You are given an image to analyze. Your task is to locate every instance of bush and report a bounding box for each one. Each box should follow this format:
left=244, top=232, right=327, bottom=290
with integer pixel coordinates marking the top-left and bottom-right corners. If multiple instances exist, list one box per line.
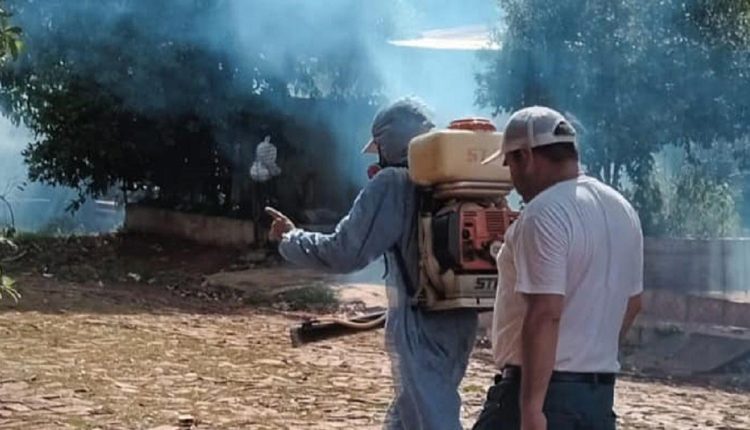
left=0, top=235, right=20, bottom=301
left=627, top=154, right=741, bottom=238
left=0, top=262, right=19, bottom=302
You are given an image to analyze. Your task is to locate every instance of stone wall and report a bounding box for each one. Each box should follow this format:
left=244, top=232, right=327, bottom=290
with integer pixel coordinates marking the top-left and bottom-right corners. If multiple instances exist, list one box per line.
left=641, top=289, right=750, bottom=329
left=124, top=205, right=255, bottom=247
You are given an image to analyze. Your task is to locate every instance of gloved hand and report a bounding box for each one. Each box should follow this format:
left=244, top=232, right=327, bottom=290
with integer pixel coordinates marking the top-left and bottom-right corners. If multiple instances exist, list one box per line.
left=265, top=207, right=295, bottom=241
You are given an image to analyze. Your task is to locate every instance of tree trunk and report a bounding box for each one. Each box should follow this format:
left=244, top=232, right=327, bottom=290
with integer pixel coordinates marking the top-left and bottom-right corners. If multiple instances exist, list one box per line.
left=121, top=184, right=128, bottom=206
left=612, top=162, right=622, bottom=189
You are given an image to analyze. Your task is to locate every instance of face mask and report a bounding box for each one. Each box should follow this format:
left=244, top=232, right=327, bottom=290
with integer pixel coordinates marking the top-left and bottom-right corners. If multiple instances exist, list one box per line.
left=367, top=163, right=382, bottom=179
left=366, top=143, right=386, bottom=180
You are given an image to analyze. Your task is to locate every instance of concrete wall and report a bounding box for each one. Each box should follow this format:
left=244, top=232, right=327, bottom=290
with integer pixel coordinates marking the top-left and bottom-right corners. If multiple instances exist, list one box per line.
left=478, top=238, right=750, bottom=333
left=645, top=237, right=750, bottom=295
left=125, top=205, right=255, bottom=247
left=642, top=238, right=750, bottom=328
left=477, top=290, right=750, bottom=335
left=641, top=289, right=750, bottom=329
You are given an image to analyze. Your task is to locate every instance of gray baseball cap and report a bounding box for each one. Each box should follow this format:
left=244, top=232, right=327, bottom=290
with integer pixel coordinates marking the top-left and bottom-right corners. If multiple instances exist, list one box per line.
left=482, top=106, right=577, bottom=165
left=362, top=98, right=435, bottom=165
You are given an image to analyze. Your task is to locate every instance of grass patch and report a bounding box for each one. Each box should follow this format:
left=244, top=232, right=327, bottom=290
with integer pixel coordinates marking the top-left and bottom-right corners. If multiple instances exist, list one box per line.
left=240, top=282, right=339, bottom=312
left=276, top=284, right=338, bottom=311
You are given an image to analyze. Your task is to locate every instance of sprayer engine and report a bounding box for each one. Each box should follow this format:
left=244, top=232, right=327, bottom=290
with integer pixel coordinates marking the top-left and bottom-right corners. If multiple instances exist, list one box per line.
left=415, top=182, right=517, bottom=310
left=432, top=201, right=513, bottom=273
left=408, top=118, right=518, bottom=311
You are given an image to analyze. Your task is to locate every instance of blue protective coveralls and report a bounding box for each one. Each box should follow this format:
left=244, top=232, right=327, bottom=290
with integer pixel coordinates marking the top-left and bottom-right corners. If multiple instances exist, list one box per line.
left=279, top=167, right=478, bottom=429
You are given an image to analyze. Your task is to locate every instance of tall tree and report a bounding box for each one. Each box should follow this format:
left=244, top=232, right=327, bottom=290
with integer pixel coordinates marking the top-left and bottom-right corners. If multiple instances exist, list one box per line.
left=478, top=0, right=750, bottom=235
left=0, top=0, right=395, bottom=212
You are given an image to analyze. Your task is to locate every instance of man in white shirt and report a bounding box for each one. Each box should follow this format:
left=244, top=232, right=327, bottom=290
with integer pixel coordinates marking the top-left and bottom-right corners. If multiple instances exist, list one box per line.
left=472, top=106, right=643, bottom=430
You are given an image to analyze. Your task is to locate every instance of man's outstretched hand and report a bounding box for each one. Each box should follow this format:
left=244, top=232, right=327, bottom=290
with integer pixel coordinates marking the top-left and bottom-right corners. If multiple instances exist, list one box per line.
left=265, top=206, right=295, bottom=242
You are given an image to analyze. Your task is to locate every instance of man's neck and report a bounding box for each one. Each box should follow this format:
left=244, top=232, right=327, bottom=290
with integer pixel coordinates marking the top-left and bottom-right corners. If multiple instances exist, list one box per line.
left=526, top=162, right=581, bottom=201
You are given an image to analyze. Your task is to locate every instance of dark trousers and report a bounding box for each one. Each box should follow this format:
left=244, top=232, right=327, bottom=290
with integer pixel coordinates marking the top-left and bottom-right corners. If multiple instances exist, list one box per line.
left=472, top=372, right=617, bottom=430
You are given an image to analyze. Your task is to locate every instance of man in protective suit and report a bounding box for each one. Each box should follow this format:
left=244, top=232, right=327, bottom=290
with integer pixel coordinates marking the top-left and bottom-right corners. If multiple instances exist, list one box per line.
left=266, top=98, right=478, bottom=429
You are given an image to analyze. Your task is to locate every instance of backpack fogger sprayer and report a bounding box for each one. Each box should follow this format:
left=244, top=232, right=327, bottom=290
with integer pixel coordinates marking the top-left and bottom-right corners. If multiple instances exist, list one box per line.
left=408, top=118, right=518, bottom=311
left=289, top=118, right=518, bottom=346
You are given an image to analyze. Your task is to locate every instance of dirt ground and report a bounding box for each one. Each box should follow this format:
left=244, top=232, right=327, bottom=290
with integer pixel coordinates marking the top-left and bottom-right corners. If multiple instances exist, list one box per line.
left=1, top=235, right=749, bottom=429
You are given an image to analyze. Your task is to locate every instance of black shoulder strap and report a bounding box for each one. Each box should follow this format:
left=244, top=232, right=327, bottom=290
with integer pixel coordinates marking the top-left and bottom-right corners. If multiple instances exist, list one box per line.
left=379, top=172, right=422, bottom=298
left=391, top=244, right=417, bottom=297
left=390, top=186, right=423, bottom=298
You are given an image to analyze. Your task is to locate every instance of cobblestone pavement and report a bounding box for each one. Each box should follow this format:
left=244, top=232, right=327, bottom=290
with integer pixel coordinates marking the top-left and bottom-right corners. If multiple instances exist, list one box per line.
left=1, top=277, right=748, bottom=429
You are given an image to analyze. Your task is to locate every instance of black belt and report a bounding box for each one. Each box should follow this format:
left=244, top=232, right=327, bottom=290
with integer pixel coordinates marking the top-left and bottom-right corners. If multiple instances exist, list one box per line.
left=498, top=365, right=615, bottom=385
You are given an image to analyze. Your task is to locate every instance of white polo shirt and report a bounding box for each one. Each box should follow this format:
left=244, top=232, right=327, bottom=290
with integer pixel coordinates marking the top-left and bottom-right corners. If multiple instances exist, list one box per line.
left=492, top=175, right=643, bottom=373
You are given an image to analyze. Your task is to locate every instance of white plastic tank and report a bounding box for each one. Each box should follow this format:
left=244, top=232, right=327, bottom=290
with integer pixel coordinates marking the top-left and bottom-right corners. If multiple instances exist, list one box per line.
left=408, top=118, right=512, bottom=186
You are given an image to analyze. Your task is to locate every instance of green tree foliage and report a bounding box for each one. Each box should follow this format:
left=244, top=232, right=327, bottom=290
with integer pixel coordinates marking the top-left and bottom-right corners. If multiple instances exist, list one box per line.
left=0, top=262, right=19, bottom=302
left=665, top=169, right=740, bottom=238
left=478, top=0, right=750, bottom=236
left=0, top=0, right=21, bottom=301
left=0, top=0, right=395, bottom=212
left=0, top=276, right=18, bottom=302
left=628, top=153, right=741, bottom=238
left=0, top=0, right=22, bottom=62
